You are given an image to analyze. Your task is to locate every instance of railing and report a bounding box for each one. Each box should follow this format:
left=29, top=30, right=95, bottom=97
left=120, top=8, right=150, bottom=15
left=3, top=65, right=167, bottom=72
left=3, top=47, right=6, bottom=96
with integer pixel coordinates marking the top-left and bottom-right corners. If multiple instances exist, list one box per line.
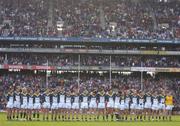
left=0, top=48, right=180, bottom=55
left=0, top=36, right=180, bottom=44
left=0, top=64, right=180, bottom=72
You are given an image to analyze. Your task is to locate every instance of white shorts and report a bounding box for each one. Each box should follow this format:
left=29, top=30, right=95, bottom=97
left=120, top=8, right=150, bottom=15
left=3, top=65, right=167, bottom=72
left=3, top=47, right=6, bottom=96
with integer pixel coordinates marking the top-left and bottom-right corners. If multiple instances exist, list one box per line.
left=13, top=101, right=21, bottom=108
left=33, top=103, right=41, bottom=109
left=114, top=103, right=120, bottom=109
left=65, top=103, right=72, bottom=109
left=137, top=104, right=144, bottom=110
left=81, top=102, right=88, bottom=109
left=58, top=103, right=65, bottom=108
left=144, top=102, right=152, bottom=109
left=130, top=103, right=137, bottom=109
left=159, top=103, right=165, bottom=110
left=120, top=104, right=125, bottom=110
left=89, top=101, right=97, bottom=108
left=21, top=103, right=28, bottom=109
left=6, top=102, right=14, bottom=109
left=42, top=102, right=51, bottom=109
left=124, top=103, right=129, bottom=109
left=51, top=103, right=58, bottom=109
left=72, top=103, right=79, bottom=109
left=27, top=103, right=34, bottom=109
left=152, top=104, right=159, bottom=110
left=165, top=105, right=174, bottom=110
left=107, top=102, right=114, bottom=108
left=98, top=103, right=105, bottom=109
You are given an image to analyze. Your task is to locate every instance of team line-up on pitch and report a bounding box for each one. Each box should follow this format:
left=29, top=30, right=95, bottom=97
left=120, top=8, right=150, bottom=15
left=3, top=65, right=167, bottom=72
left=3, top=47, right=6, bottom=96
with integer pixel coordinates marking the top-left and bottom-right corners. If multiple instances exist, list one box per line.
left=6, top=86, right=174, bottom=121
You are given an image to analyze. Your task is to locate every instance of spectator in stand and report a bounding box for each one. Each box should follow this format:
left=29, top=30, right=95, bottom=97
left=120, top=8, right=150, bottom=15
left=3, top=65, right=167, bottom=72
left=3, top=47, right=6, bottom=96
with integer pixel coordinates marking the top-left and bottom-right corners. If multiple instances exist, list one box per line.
left=0, top=0, right=179, bottom=39
left=0, top=53, right=179, bottom=67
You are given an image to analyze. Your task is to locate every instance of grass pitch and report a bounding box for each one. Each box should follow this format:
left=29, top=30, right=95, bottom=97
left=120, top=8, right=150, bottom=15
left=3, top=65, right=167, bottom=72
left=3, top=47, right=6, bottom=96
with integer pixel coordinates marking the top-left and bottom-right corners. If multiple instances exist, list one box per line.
left=0, top=112, right=180, bottom=126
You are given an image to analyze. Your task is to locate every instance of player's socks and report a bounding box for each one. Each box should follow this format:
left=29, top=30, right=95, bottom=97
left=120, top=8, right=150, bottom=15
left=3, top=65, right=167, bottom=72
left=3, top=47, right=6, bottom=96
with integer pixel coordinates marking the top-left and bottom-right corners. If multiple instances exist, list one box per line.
left=20, top=112, right=23, bottom=118
left=144, top=116, right=146, bottom=120
left=26, top=115, right=28, bottom=120
left=125, top=116, right=128, bottom=121
left=111, top=115, right=113, bottom=121
left=23, top=112, right=26, bottom=118
left=130, top=117, right=132, bottom=121
left=140, top=115, right=142, bottom=121
left=115, top=113, right=119, bottom=121
left=89, top=114, right=91, bottom=120
left=51, top=114, right=54, bottom=120
left=37, top=113, right=39, bottom=119
left=119, top=116, right=122, bottom=120
left=115, top=114, right=118, bottom=120
left=169, top=116, right=171, bottom=121
left=94, top=114, right=96, bottom=120
left=152, top=116, right=154, bottom=120
left=122, top=116, right=124, bottom=121
left=33, top=113, right=35, bottom=118
left=103, top=115, right=105, bottom=120
left=137, top=116, right=139, bottom=120
left=106, top=115, right=108, bottom=121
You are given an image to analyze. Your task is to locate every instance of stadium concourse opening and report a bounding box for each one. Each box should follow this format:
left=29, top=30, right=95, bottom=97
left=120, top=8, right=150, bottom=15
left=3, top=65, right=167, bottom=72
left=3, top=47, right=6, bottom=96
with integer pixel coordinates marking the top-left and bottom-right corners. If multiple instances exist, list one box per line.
left=0, top=0, right=179, bottom=124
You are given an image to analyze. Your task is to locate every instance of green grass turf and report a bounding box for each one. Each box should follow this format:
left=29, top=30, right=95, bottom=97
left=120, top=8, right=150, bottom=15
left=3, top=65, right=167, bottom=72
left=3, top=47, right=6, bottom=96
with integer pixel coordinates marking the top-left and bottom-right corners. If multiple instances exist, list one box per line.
left=0, top=112, right=180, bottom=126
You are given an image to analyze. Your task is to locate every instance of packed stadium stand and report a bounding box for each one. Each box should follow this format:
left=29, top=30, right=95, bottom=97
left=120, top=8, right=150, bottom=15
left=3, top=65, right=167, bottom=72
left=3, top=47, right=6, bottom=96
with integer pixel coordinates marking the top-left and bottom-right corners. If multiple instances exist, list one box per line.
left=0, top=0, right=179, bottom=115
left=0, top=0, right=179, bottom=38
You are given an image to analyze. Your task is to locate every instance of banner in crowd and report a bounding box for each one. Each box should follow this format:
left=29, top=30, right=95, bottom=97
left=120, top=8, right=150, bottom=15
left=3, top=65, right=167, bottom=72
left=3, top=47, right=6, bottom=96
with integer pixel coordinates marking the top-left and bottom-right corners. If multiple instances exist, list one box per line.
left=31, top=65, right=56, bottom=70
left=0, top=36, right=179, bottom=44
left=131, top=67, right=180, bottom=72
left=131, top=67, right=156, bottom=72
left=1, top=64, right=180, bottom=72
left=3, top=64, right=28, bottom=69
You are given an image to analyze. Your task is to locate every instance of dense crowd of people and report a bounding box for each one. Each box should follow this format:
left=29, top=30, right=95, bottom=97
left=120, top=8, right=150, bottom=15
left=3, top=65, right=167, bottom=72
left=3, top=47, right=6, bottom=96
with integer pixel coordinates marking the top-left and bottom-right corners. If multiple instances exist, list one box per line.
left=0, top=53, right=179, bottom=67
left=0, top=0, right=179, bottom=39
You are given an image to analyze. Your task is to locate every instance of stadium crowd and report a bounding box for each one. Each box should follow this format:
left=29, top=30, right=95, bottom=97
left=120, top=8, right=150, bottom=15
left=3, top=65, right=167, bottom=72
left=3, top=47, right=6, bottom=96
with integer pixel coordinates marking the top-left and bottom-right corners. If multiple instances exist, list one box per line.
left=0, top=0, right=179, bottom=39
left=0, top=53, right=179, bottom=67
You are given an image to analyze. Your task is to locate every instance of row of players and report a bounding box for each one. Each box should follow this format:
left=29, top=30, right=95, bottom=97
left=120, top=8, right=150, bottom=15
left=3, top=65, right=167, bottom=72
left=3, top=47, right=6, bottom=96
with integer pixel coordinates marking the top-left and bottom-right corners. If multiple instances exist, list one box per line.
left=6, top=86, right=174, bottom=121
